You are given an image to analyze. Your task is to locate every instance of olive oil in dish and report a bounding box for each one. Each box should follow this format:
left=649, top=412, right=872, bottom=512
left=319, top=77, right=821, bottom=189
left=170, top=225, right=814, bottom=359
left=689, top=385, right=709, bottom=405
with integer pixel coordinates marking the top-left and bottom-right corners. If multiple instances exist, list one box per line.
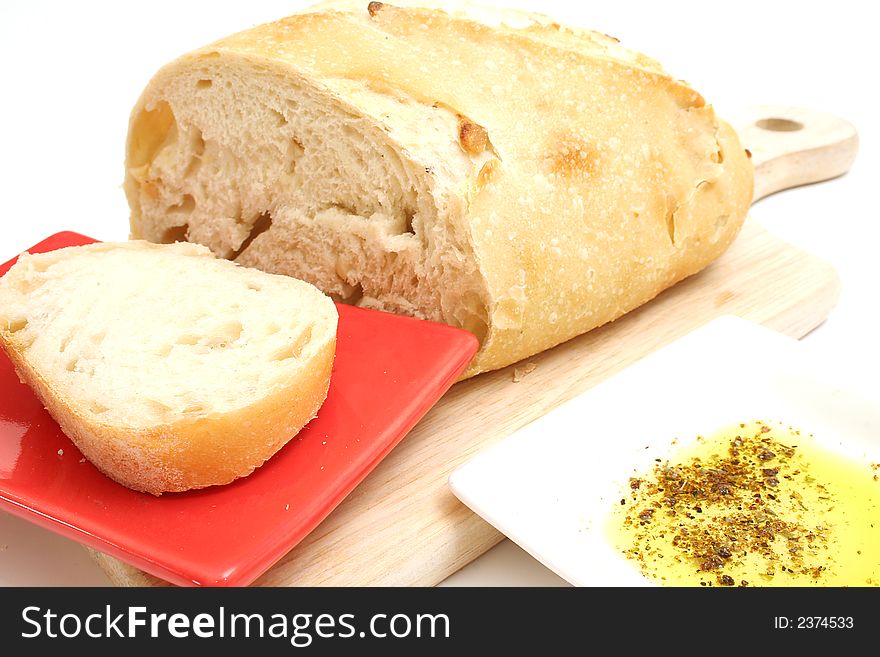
left=608, top=421, right=880, bottom=586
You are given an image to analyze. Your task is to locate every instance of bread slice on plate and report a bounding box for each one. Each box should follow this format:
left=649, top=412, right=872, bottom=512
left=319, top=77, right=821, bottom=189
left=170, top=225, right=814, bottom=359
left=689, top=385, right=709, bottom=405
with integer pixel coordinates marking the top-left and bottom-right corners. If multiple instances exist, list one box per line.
left=0, top=241, right=337, bottom=495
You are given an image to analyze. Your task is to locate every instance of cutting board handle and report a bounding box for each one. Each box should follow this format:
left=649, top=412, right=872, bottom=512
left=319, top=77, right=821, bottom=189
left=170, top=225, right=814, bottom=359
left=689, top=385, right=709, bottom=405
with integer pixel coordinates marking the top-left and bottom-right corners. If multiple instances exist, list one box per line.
left=731, top=105, right=859, bottom=203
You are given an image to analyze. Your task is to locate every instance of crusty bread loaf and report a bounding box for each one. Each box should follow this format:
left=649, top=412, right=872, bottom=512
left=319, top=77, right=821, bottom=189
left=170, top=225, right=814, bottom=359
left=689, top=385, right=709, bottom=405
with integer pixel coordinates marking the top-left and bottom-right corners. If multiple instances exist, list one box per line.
left=0, top=241, right=337, bottom=495
left=124, top=1, right=753, bottom=376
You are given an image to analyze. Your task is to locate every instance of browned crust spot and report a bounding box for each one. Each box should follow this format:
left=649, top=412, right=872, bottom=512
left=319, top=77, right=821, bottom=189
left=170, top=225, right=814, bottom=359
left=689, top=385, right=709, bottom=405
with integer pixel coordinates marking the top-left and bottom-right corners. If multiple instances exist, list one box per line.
left=458, top=119, right=489, bottom=155
left=673, top=84, right=706, bottom=110
left=367, top=1, right=384, bottom=17
left=546, top=133, right=598, bottom=178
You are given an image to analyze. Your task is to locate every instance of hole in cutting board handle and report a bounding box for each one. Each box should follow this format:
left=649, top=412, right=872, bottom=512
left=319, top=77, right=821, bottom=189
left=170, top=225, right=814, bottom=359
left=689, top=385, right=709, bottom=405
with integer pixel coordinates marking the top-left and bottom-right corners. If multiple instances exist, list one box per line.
left=756, top=117, right=804, bottom=132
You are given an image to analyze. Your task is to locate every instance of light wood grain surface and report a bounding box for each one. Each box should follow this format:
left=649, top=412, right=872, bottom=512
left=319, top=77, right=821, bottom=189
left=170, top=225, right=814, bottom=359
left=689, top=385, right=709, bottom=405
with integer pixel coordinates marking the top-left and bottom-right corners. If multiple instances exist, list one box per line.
left=90, top=106, right=850, bottom=586
left=731, top=105, right=858, bottom=202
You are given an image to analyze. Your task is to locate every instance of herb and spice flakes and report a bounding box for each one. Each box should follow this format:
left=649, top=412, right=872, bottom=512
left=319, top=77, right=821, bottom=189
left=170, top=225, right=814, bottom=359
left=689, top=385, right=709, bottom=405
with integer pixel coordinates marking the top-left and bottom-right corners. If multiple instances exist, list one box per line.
left=607, top=421, right=880, bottom=587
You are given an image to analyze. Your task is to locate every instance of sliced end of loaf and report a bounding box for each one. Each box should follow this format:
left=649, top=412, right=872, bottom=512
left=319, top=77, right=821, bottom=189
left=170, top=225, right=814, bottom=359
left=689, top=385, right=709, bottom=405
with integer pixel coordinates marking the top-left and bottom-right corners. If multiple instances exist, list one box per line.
left=124, top=51, right=492, bottom=347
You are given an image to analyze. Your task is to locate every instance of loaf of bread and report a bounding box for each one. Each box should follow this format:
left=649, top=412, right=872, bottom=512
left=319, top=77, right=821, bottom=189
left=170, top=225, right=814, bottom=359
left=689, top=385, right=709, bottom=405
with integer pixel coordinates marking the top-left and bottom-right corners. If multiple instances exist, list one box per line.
left=124, top=1, right=753, bottom=376
left=0, top=241, right=337, bottom=495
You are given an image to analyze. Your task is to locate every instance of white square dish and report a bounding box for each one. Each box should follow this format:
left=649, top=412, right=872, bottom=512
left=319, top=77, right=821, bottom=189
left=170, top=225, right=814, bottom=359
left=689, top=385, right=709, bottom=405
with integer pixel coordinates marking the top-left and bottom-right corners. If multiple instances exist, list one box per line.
left=448, top=316, right=880, bottom=586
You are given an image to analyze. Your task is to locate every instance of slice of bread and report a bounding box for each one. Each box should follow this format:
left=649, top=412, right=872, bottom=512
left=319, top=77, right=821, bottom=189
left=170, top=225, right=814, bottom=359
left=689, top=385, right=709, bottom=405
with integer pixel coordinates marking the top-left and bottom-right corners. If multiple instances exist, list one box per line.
left=0, top=241, right=337, bottom=495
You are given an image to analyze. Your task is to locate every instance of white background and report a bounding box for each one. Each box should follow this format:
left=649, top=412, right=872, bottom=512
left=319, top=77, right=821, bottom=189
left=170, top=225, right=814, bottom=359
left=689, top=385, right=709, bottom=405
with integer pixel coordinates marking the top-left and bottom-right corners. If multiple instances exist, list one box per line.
left=0, top=0, right=877, bottom=586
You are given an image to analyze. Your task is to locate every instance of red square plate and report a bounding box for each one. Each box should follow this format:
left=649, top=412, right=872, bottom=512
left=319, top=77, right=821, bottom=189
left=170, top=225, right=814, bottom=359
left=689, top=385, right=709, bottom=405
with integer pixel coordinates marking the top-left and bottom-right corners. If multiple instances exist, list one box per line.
left=0, top=232, right=478, bottom=586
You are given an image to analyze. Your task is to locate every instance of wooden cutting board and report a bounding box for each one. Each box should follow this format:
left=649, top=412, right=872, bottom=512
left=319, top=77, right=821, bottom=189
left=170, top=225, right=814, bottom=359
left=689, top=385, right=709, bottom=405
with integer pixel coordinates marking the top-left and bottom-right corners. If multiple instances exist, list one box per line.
left=91, top=105, right=857, bottom=586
